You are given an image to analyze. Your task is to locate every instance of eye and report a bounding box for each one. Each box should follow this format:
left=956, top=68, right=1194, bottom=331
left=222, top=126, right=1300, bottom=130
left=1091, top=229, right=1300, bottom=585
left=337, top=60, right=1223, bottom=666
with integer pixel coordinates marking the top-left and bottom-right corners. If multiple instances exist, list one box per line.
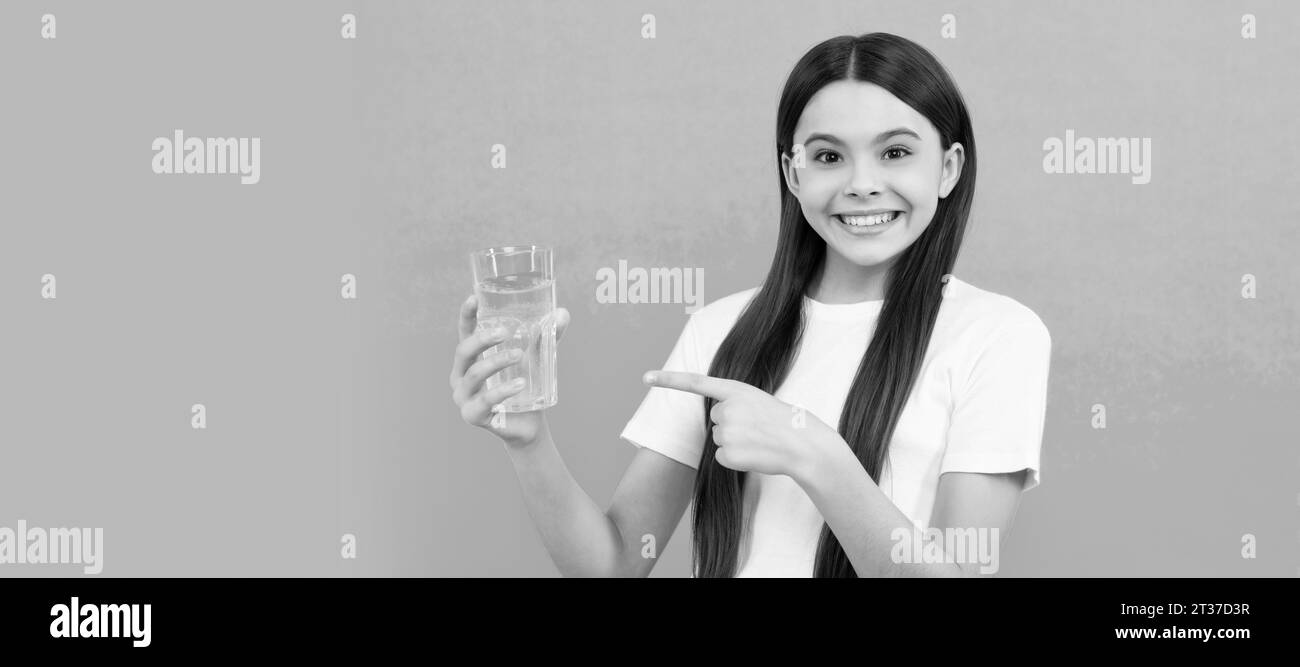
left=884, top=146, right=912, bottom=160
left=813, top=150, right=840, bottom=164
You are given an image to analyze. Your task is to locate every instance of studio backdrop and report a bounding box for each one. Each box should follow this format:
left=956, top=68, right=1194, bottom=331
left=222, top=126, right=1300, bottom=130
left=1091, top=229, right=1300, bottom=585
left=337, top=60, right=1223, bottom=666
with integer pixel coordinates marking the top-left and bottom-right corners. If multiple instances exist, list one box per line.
left=1, top=0, right=1296, bottom=577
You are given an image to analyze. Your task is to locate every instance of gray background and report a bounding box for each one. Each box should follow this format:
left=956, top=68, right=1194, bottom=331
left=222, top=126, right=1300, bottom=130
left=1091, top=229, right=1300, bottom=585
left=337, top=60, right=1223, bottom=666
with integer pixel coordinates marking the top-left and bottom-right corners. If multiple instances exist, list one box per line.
left=1, top=0, right=1296, bottom=577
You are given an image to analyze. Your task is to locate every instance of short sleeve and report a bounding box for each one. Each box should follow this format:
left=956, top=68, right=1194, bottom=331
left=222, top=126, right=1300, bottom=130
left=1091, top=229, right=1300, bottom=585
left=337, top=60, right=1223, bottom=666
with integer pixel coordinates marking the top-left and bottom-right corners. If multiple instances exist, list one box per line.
left=940, top=318, right=1052, bottom=492
left=619, top=314, right=708, bottom=469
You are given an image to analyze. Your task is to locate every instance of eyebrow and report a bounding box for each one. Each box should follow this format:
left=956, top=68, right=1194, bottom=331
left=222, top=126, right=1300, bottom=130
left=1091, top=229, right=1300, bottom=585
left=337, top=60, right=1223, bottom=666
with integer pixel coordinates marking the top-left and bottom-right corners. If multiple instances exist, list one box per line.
left=802, top=127, right=922, bottom=146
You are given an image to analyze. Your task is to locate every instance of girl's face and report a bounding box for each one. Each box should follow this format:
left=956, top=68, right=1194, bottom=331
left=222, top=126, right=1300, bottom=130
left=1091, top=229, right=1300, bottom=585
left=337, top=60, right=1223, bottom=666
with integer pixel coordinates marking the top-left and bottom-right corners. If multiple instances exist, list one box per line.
left=781, top=80, right=965, bottom=273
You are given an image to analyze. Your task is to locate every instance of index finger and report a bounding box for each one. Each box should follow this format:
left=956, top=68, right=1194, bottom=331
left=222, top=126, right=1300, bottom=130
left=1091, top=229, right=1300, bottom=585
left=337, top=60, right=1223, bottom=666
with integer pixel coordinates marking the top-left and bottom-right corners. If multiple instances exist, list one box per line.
left=458, top=294, right=478, bottom=341
left=643, top=371, right=748, bottom=401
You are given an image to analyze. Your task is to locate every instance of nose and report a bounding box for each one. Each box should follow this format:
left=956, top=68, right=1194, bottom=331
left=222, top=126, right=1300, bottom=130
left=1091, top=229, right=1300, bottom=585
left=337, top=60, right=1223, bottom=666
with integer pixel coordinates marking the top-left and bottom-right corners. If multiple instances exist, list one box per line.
left=843, top=158, right=884, bottom=198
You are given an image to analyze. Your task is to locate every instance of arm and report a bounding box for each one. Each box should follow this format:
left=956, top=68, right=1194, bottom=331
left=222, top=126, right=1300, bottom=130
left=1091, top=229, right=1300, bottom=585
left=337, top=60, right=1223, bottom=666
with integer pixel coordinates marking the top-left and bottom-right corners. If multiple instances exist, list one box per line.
left=503, top=419, right=696, bottom=578
left=794, top=431, right=1025, bottom=577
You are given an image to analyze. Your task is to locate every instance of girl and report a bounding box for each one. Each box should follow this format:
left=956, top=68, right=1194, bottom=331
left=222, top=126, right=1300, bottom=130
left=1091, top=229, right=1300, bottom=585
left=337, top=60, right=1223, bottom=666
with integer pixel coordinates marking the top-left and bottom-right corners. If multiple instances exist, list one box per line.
left=450, top=32, right=1051, bottom=577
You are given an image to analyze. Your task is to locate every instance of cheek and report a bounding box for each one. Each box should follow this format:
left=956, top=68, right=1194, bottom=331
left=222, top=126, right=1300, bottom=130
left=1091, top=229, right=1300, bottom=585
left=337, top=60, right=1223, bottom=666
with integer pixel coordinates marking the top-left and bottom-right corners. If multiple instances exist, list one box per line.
left=796, top=171, right=839, bottom=201
left=896, top=169, right=937, bottom=199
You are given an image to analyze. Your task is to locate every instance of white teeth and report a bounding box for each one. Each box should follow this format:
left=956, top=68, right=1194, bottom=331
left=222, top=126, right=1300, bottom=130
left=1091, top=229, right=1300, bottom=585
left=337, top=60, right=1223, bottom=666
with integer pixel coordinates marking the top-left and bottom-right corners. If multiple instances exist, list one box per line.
left=838, top=212, right=898, bottom=226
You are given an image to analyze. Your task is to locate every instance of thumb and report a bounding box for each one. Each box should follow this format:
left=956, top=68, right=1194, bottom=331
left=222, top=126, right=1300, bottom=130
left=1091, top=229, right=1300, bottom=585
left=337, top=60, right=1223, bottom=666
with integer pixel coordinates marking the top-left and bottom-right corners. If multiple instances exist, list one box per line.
left=554, top=307, right=571, bottom=342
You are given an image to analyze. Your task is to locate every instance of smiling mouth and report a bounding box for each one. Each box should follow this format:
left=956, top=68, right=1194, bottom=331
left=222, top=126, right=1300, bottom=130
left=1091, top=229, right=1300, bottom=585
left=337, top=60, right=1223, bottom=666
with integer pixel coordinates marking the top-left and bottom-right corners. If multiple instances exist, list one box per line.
left=834, top=211, right=902, bottom=227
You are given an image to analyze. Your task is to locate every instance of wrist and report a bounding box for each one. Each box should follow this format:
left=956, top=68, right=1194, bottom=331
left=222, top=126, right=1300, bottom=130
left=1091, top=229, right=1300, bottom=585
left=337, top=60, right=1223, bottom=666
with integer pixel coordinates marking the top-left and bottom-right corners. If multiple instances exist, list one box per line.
left=501, top=418, right=550, bottom=452
left=792, top=427, right=848, bottom=490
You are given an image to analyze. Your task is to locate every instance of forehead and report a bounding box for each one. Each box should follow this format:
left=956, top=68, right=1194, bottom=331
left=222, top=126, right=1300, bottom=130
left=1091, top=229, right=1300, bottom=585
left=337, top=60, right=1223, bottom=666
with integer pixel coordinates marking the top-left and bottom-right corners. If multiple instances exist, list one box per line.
left=794, top=80, right=934, bottom=143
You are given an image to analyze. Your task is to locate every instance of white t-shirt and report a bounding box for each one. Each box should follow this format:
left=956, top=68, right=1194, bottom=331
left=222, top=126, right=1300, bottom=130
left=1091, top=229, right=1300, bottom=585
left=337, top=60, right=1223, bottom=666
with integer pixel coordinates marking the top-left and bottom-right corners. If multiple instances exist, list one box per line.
left=619, top=275, right=1051, bottom=577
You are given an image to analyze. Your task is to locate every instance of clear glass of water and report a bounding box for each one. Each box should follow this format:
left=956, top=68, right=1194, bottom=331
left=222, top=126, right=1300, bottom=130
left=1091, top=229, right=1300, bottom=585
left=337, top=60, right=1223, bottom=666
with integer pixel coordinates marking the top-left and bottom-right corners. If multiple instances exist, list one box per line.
left=469, top=245, right=557, bottom=412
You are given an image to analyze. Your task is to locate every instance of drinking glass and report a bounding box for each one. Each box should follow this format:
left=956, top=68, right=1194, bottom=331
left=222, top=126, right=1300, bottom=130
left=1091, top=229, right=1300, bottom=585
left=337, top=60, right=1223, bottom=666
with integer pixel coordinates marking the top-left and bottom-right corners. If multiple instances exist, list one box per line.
left=468, top=245, right=557, bottom=412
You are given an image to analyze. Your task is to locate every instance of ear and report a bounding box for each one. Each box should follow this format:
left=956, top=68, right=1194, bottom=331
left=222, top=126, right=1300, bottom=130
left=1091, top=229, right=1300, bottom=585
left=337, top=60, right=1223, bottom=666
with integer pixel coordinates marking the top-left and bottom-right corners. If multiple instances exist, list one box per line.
left=938, top=142, right=965, bottom=199
left=781, top=150, right=800, bottom=197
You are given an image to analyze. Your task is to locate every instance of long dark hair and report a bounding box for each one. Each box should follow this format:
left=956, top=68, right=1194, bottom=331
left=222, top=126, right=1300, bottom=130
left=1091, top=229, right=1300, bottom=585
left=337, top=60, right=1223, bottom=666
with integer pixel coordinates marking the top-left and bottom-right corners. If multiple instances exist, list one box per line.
left=691, top=33, right=977, bottom=577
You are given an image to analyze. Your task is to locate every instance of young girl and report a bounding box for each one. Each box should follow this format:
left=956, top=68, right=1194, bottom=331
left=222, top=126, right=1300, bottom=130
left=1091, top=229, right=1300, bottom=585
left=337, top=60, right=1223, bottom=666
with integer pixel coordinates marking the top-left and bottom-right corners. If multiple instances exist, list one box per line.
left=450, top=32, right=1051, bottom=577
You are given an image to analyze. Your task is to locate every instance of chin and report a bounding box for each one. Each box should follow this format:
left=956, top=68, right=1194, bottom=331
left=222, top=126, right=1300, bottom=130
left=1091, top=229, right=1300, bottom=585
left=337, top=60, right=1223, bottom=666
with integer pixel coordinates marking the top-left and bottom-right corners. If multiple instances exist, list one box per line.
left=832, top=245, right=895, bottom=267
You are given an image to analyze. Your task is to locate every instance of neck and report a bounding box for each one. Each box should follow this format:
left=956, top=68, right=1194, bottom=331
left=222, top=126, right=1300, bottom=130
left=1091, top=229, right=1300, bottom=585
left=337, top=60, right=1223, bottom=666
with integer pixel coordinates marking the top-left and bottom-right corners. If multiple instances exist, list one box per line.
left=807, top=251, right=892, bottom=304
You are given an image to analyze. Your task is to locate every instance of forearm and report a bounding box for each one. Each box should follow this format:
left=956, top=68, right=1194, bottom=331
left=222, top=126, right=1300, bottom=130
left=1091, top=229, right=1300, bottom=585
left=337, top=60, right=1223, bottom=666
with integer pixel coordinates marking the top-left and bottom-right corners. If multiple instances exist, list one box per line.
left=501, top=422, right=628, bottom=577
left=794, top=434, right=968, bottom=578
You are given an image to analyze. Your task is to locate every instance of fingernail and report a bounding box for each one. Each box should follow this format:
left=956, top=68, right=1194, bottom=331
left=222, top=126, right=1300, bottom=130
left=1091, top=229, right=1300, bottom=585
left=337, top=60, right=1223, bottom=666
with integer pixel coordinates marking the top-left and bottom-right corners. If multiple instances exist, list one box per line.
left=511, top=378, right=526, bottom=387
left=643, top=372, right=656, bottom=384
